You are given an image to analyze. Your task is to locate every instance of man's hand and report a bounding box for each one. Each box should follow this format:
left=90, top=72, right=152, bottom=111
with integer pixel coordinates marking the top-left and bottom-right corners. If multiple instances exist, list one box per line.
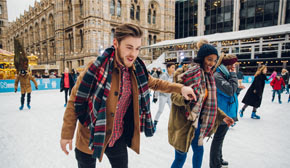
left=14, top=88, right=17, bottom=93
left=223, top=116, right=235, bottom=127
left=181, top=86, right=197, bottom=101
left=60, top=139, right=72, bottom=155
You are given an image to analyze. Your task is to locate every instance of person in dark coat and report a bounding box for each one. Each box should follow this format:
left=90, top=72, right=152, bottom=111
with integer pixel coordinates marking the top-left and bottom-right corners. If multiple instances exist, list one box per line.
left=281, top=68, right=289, bottom=94
left=239, top=65, right=268, bottom=119
left=210, top=54, right=238, bottom=168
left=60, top=67, right=75, bottom=107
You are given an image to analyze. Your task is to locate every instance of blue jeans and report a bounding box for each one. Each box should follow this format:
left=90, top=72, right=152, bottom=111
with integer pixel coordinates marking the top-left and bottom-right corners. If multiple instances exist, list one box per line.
left=272, top=90, right=281, bottom=102
left=171, top=123, right=204, bottom=168
left=286, top=84, right=289, bottom=93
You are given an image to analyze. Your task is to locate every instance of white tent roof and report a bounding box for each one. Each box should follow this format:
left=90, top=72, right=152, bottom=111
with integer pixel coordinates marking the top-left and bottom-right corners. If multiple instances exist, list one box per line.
left=146, top=53, right=166, bottom=71
left=147, top=24, right=290, bottom=48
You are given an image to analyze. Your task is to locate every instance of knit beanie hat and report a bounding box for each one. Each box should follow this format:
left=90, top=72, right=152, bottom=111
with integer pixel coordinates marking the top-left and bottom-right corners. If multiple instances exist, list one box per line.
left=194, top=39, right=218, bottom=64
left=222, top=55, right=238, bottom=66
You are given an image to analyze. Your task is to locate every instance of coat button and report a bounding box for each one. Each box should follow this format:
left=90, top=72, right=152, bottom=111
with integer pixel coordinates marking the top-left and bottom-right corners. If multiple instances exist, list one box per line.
left=111, top=113, right=114, bottom=117
left=114, top=91, right=118, bottom=96
left=106, top=129, right=112, bottom=135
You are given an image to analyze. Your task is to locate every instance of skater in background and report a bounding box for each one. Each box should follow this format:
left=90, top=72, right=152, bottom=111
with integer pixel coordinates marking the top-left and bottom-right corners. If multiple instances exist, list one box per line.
left=270, top=74, right=285, bottom=104
left=60, top=68, right=75, bottom=107
left=150, top=67, right=157, bottom=75
left=239, top=65, right=268, bottom=119
left=168, top=39, right=234, bottom=168
left=152, top=67, right=163, bottom=103
left=71, top=69, right=78, bottom=84
left=42, top=70, right=50, bottom=78
left=153, top=63, right=176, bottom=132
left=281, top=69, right=289, bottom=94
left=210, top=54, right=238, bottom=168
left=14, top=70, right=38, bottom=110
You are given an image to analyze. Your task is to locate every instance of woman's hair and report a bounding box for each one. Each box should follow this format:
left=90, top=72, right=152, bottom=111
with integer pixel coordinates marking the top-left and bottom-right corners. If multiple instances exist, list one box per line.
left=197, top=38, right=209, bottom=50
left=115, top=23, right=143, bottom=43
left=282, top=68, right=288, bottom=73
left=254, top=65, right=267, bottom=77
left=166, top=62, right=175, bottom=69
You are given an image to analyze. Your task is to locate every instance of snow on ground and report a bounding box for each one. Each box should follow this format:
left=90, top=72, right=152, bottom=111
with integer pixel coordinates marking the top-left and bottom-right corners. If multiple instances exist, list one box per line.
left=0, top=84, right=290, bottom=168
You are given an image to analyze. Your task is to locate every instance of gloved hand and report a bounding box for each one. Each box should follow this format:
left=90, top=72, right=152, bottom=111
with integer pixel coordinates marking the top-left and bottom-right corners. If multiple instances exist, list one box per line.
left=35, top=86, right=38, bottom=90
left=153, top=98, right=158, bottom=103
left=15, top=88, right=17, bottom=93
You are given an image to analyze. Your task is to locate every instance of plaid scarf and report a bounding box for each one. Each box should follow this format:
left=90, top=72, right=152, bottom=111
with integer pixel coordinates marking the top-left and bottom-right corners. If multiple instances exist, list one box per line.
left=74, top=46, right=153, bottom=159
left=181, top=65, right=217, bottom=145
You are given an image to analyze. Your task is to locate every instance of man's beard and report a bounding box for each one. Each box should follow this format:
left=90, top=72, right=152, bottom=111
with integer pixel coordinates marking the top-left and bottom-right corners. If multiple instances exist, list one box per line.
left=116, top=47, right=125, bottom=66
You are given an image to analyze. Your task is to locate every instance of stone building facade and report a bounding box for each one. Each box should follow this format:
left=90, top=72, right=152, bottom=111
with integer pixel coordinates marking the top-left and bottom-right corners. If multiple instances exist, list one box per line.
left=0, top=0, right=8, bottom=49
left=4, top=0, right=176, bottom=72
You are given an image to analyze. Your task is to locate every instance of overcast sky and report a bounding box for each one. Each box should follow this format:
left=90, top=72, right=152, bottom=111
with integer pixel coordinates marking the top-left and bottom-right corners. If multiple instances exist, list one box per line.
left=7, top=0, right=40, bottom=22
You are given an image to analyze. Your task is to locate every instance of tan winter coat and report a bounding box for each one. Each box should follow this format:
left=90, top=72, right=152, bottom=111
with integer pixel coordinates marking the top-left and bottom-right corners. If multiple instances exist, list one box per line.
left=14, top=74, right=38, bottom=94
left=61, top=58, right=183, bottom=161
left=168, top=68, right=227, bottom=153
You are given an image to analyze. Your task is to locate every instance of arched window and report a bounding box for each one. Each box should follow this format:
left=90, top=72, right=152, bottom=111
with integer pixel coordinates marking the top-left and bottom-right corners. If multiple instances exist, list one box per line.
left=153, top=35, right=157, bottom=44
left=0, top=28, right=2, bottom=35
left=79, top=0, right=83, bottom=16
left=68, top=33, right=73, bottom=52
left=130, top=5, right=134, bottom=19
left=67, top=0, right=73, bottom=24
left=35, top=23, right=40, bottom=42
left=110, top=28, right=115, bottom=44
left=80, top=30, right=84, bottom=50
left=148, top=35, right=152, bottom=45
left=110, top=0, right=115, bottom=15
left=148, top=3, right=157, bottom=25
left=117, top=0, right=121, bottom=17
left=153, top=10, right=156, bottom=24
left=131, top=0, right=141, bottom=21
left=41, top=18, right=47, bottom=41
left=48, top=14, right=54, bottom=37
left=0, top=5, right=2, bottom=15
left=148, top=9, right=151, bottom=24
left=136, top=6, right=140, bottom=20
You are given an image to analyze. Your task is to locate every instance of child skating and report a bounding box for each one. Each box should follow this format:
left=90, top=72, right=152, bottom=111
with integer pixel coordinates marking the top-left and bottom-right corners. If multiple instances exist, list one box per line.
left=270, top=74, right=285, bottom=104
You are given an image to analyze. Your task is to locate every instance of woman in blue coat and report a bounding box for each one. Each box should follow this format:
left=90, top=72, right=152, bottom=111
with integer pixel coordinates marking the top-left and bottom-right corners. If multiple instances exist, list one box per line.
left=210, top=54, right=238, bottom=168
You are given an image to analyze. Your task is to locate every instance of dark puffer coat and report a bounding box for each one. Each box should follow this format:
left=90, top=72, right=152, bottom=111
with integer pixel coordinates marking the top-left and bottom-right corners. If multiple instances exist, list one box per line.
left=242, top=74, right=268, bottom=108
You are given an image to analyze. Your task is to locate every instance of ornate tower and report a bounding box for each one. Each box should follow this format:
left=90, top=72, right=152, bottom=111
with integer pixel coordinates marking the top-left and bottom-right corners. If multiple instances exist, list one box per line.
left=0, top=0, right=8, bottom=49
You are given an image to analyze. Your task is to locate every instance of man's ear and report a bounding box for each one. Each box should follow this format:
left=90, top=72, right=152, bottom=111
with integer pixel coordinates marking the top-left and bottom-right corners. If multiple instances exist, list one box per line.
left=113, top=39, right=118, bottom=48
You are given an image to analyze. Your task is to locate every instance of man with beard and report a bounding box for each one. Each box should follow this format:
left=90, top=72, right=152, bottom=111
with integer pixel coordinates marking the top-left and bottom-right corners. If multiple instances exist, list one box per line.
left=60, top=23, right=196, bottom=168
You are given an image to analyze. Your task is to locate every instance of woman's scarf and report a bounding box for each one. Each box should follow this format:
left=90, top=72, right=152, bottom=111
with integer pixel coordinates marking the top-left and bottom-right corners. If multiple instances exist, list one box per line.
left=180, top=65, right=217, bottom=145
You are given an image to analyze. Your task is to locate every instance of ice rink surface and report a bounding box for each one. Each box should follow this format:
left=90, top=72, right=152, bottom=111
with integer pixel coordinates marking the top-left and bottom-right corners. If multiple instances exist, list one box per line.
left=0, top=84, right=290, bottom=168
